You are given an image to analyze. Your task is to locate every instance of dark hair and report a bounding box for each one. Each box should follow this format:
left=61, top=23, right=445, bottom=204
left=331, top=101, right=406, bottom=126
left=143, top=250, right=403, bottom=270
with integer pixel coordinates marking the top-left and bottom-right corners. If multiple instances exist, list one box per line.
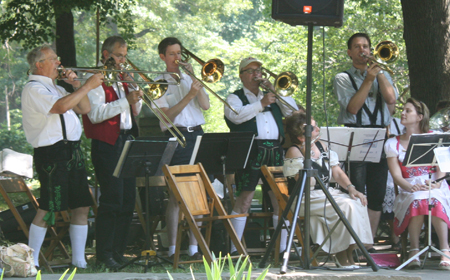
left=406, top=97, right=430, bottom=133
left=101, top=36, right=126, bottom=58
left=347, top=33, right=371, bottom=50
left=436, top=100, right=450, bottom=112
left=286, top=111, right=309, bottom=145
left=158, top=37, right=182, bottom=55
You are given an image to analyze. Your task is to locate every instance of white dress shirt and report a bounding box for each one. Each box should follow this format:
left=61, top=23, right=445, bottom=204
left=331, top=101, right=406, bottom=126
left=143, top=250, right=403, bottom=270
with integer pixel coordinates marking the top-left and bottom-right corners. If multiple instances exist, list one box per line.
left=84, top=72, right=142, bottom=129
left=224, top=87, right=297, bottom=140
left=22, top=75, right=82, bottom=148
left=152, top=72, right=208, bottom=131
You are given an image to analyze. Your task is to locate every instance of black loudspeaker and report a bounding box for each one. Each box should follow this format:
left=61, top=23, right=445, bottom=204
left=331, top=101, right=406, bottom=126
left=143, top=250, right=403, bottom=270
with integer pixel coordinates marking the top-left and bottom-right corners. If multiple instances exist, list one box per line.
left=272, top=0, right=344, bottom=27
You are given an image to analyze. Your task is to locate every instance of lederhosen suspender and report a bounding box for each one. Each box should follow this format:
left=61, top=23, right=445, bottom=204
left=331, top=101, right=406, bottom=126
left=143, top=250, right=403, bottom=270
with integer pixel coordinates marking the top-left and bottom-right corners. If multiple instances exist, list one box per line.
left=343, top=71, right=384, bottom=127
left=29, top=80, right=68, bottom=141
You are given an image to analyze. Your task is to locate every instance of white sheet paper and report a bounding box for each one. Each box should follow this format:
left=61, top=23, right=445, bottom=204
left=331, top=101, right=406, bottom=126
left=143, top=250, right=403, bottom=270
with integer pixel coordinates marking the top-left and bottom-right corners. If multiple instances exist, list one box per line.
left=320, top=127, right=386, bottom=162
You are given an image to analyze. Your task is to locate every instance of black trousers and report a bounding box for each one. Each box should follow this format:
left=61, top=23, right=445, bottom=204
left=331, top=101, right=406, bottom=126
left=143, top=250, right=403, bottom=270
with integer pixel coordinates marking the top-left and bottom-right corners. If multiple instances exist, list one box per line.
left=347, top=158, right=388, bottom=211
left=92, top=134, right=136, bottom=259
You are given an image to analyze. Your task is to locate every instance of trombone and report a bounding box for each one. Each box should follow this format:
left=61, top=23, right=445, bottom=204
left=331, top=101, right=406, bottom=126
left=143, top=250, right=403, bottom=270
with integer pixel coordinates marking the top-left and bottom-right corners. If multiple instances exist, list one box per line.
left=57, top=57, right=181, bottom=87
left=360, top=40, right=399, bottom=75
left=177, top=48, right=239, bottom=115
left=120, top=59, right=187, bottom=148
left=256, top=67, right=298, bottom=112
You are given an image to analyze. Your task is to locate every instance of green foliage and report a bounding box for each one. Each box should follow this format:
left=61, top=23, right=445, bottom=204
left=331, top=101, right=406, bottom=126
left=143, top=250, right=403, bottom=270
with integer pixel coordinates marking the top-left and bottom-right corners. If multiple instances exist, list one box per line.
left=166, top=253, right=269, bottom=280
left=0, top=0, right=137, bottom=49
left=0, top=110, right=32, bottom=154
left=35, top=268, right=77, bottom=280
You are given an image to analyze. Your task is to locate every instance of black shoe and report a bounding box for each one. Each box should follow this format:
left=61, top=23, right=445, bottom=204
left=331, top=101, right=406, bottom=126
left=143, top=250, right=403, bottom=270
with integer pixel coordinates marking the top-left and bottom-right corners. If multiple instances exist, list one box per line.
left=96, top=257, right=121, bottom=270
left=190, top=252, right=203, bottom=261
left=367, top=247, right=377, bottom=253
left=113, top=254, right=129, bottom=265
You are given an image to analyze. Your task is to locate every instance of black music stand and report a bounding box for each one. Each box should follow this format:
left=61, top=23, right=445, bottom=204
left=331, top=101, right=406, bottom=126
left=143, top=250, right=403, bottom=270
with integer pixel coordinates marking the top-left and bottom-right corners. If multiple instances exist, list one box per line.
left=189, top=132, right=255, bottom=201
left=259, top=23, right=378, bottom=273
left=113, top=137, right=178, bottom=272
left=396, top=133, right=450, bottom=270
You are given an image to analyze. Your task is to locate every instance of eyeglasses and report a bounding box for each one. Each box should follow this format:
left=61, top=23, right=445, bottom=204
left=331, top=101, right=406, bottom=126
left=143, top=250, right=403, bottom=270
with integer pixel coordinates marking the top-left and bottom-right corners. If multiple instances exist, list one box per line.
left=241, top=68, right=262, bottom=75
left=111, top=53, right=128, bottom=60
left=39, top=56, right=60, bottom=62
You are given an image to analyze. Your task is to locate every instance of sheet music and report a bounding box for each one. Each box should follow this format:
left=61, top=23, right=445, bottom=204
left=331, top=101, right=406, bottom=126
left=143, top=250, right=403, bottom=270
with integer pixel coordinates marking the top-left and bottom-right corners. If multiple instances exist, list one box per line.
left=434, top=147, right=450, bottom=173
left=320, top=127, right=386, bottom=162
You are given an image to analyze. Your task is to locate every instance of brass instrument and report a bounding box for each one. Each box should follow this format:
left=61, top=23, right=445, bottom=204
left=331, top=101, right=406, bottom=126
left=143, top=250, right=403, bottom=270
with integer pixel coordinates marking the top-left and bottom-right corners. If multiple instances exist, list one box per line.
left=360, top=40, right=399, bottom=75
left=181, top=48, right=224, bottom=83
left=120, top=59, right=187, bottom=148
left=176, top=48, right=239, bottom=115
left=57, top=58, right=180, bottom=87
left=256, top=67, right=298, bottom=112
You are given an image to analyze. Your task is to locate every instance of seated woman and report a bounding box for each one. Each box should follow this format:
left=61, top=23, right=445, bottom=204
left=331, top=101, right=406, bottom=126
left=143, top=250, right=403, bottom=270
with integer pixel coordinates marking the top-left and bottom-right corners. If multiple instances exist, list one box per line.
left=282, top=111, right=373, bottom=268
left=385, top=98, right=450, bottom=270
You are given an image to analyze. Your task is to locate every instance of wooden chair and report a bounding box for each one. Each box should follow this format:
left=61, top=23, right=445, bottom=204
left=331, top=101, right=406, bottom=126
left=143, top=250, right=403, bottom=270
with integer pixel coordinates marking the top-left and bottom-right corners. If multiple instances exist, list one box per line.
left=0, top=173, right=72, bottom=273
left=261, top=165, right=318, bottom=266
left=162, top=163, right=248, bottom=269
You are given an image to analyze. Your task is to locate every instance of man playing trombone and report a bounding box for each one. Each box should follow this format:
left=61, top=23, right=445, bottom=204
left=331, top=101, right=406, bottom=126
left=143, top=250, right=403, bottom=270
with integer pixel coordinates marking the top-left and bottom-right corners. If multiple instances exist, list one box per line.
left=81, top=35, right=143, bottom=269
left=23, top=45, right=104, bottom=269
left=224, top=57, right=297, bottom=256
left=153, top=37, right=210, bottom=260
left=333, top=33, right=398, bottom=253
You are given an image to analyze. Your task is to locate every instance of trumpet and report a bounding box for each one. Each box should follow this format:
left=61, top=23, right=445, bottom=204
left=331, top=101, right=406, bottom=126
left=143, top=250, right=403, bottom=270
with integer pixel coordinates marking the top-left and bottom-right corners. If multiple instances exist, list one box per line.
left=176, top=48, right=239, bottom=115
left=360, top=40, right=399, bottom=75
left=255, top=67, right=298, bottom=112
left=120, top=59, right=187, bottom=148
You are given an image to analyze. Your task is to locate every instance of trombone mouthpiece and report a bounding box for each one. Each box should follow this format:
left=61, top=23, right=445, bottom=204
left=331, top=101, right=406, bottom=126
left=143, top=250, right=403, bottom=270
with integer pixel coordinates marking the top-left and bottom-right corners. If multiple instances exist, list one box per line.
left=175, top=60, right=180, bottom=65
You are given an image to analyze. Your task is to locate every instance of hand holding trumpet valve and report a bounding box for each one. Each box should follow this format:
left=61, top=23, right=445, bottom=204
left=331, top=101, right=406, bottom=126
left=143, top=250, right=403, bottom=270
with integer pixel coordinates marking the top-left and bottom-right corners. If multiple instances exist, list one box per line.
left=366, top=60, right=383, bottom=80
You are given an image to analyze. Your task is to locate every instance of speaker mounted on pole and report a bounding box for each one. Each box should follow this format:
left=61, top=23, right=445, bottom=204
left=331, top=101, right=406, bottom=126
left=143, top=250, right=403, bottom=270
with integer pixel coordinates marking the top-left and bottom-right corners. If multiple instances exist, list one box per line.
left=272, top=0, right=344, bottom=27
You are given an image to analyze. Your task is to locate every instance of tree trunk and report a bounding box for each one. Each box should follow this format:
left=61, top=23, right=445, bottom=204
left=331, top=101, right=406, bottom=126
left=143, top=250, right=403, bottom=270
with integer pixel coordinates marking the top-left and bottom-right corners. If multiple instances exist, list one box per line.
left=53, top=1, right=76, bottom=92
left=401, top=0, right=450, bottom=115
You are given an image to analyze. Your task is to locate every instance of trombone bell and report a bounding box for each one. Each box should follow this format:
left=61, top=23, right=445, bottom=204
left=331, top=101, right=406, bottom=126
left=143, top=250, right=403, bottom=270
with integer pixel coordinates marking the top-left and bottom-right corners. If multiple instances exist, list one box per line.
left=275, top=71, right=298, bottom=97
left=373, top=41, right=399, bottom=64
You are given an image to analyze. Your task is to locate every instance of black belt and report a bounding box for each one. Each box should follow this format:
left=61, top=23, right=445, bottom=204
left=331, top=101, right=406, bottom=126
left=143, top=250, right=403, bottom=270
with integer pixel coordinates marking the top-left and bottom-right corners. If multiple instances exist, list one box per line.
left=175, top=125, right=202, bottom=132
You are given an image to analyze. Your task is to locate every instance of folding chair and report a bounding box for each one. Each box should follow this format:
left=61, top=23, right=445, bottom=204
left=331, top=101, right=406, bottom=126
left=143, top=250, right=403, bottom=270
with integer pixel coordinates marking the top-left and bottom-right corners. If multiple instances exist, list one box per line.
left=163, top=163, right=247, bottom=269
left=0, top=173, right=71, bottom=273
left=261, top=165, right=318, bottom=266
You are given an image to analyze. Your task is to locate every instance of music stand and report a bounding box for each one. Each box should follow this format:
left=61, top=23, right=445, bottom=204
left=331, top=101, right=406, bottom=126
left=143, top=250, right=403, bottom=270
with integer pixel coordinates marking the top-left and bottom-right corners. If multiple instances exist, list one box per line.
left=189, top=132, right=255, bottom=203
left=396, top=133, right=450, bottom=270
left=319, top=127, right=386, bottom=178
left=259, top=23, right=378, bottom=273
left=113, top=137, right=178, bottom=272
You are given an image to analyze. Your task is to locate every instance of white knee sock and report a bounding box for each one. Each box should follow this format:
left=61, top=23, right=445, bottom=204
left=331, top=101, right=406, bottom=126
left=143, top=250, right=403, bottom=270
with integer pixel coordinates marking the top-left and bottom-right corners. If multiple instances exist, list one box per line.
left=230, top=211, right=247, bottom=253
left=273, top=215, right=288, bottom=253
left=28, top=224, right=47, bottom=267
left=188, top=245, right=198, bottom=256
left=69, top=224, right=88, bottom=268
left=168, top=245, right=176, bottom=257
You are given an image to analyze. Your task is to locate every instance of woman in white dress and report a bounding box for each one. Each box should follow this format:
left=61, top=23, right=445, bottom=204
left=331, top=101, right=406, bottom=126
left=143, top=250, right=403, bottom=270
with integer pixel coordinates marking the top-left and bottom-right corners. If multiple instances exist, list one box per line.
left=385, top=97, right=450, bottom=270
left=282, top=111, right=373, bottom=268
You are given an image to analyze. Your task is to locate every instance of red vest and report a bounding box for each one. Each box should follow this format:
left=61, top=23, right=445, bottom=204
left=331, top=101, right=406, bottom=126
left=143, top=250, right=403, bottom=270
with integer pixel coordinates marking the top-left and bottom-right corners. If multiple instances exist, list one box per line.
left=82, top=82, right=129, bottom=145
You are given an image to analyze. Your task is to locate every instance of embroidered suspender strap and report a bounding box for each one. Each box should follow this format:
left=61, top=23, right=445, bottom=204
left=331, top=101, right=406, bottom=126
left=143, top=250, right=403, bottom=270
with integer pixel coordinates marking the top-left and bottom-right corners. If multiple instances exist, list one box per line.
left=29, top=80, right=68, bottom=141
left=343, top=71, right=383, bottom=127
